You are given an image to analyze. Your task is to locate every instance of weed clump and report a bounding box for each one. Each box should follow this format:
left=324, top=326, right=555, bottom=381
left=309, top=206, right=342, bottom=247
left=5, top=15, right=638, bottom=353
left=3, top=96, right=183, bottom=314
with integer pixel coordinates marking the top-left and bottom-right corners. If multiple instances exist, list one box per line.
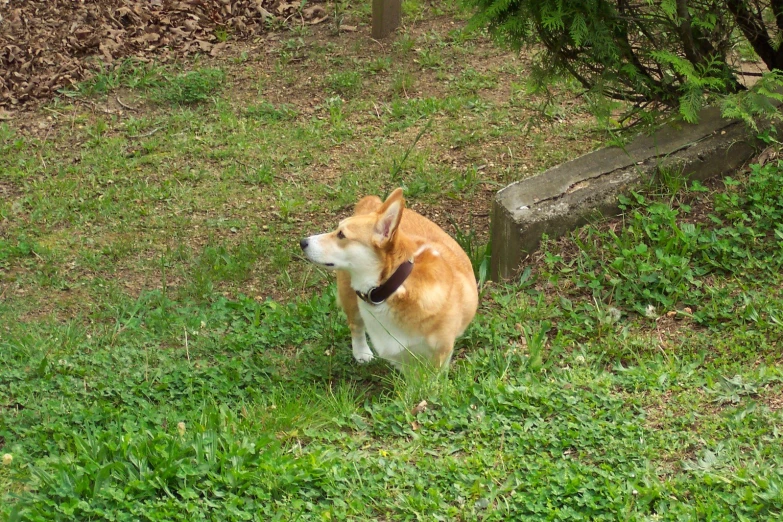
left=160, top=68, right=225, bottom=105
left=552, top=161, right=783, bottom=324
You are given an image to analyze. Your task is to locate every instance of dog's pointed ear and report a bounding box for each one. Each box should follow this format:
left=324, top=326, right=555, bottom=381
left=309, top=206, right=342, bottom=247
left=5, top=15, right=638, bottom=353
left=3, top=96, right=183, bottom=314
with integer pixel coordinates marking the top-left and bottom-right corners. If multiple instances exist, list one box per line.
left=373, top=188, right=405, bottom=246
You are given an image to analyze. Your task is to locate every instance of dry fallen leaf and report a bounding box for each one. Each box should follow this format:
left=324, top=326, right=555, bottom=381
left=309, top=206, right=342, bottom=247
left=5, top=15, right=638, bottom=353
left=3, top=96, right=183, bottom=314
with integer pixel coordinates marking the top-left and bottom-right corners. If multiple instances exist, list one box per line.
left=0, top=0, right=295, bottom=109
left=411, top=400, right=428, bottom=415
left=304, top=5, right=328, bottom=25
left=756, top=146, right=777, bottom=166
left=210, top=42, right=227, bottom=57
left=308, top=14, right=329, bottom=25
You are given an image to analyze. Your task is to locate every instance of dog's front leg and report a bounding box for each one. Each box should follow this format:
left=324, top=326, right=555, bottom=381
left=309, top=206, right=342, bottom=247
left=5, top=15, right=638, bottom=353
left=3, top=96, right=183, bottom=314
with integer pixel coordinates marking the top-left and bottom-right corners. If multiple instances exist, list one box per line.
left=350, top=329, right=374, bottom=363
left=337, top=270, right=374, bottom=363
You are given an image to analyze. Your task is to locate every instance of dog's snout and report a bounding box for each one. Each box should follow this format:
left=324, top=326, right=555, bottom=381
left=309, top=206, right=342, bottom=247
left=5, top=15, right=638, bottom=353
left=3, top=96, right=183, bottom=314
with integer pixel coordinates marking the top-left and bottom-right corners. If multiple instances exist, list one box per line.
left=299, top=238, right=309, bottom=250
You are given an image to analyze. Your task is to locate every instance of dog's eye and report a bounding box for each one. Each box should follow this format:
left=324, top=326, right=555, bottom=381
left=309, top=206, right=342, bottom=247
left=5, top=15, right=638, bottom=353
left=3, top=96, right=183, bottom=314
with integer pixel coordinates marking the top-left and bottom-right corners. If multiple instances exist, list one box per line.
left=336, top=230, right=345, bottom=240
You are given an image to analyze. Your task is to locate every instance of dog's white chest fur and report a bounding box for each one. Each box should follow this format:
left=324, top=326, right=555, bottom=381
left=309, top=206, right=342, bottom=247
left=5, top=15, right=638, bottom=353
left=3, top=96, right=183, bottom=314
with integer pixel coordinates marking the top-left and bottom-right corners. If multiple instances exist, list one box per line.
left=357, top=300, right=425, bottom=367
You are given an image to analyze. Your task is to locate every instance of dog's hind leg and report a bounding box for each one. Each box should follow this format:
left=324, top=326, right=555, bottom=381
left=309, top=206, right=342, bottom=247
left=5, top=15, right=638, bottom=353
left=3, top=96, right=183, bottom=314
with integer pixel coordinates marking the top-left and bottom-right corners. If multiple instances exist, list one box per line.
left=337, top=270, right=374, bottom=363
left=431, top=335, right=455, bottom=370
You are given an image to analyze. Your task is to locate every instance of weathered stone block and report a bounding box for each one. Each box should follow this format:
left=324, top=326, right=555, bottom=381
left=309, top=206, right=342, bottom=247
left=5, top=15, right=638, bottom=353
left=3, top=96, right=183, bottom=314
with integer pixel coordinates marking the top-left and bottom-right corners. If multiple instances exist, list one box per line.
left=490, top=107, right=765, bottom=281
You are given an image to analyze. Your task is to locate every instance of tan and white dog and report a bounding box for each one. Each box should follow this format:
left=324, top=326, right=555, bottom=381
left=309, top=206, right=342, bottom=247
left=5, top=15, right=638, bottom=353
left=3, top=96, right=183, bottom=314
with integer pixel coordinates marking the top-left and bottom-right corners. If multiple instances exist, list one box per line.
left=300, top=188, right=478, bottom=369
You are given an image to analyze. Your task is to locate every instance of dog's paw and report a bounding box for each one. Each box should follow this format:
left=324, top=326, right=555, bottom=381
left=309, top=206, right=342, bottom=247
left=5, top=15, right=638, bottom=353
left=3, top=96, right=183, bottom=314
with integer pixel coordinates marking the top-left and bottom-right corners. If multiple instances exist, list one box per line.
left=353, top=351, right=374, bottom=364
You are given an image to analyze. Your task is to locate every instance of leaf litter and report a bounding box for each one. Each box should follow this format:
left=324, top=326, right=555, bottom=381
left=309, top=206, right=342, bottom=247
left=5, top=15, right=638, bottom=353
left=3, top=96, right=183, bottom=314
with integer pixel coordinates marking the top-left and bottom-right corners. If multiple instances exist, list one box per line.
left=0, top=0, right=327, bottom=110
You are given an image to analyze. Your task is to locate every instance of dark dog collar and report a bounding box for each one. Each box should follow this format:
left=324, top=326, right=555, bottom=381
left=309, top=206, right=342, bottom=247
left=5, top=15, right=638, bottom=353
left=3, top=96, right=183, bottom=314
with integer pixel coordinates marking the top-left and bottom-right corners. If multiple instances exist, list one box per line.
left=356, top=257, right=414, bottom=305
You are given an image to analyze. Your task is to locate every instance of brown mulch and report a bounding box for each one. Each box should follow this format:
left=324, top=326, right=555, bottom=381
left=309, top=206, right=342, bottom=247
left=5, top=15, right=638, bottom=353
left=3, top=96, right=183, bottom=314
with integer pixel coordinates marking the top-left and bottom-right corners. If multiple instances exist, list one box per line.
left=0, top=0, right=328, bottom=110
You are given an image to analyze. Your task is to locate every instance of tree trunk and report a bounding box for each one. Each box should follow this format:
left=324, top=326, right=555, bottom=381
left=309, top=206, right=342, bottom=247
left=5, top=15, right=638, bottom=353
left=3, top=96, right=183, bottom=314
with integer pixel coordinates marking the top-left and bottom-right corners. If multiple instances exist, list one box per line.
left=726, top=0, right=783, bottom=71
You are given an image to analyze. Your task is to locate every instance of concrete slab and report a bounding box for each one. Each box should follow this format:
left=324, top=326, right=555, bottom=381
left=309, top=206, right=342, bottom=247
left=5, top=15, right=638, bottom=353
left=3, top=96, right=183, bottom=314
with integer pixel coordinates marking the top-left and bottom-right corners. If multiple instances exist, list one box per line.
left=490, top=107, right=765, bottom=281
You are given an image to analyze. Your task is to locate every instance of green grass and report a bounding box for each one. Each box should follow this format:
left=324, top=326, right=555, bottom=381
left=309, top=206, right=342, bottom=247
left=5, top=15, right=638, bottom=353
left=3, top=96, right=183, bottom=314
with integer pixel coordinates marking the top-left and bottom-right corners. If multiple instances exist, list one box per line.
left=2, top=4, right=783, bottom=520
left=159, top=68, right=226, bottom=105
left=61, top=62, right=225, bottom=106
left=60, top=58, right=166, bottom=98
left=3, top=242, right=783, bottom=519
left=553, top=163, right=783, bottom=322
left=326, top=70, right=363, bottom=96
left=244, top=101, right=299, bottom=123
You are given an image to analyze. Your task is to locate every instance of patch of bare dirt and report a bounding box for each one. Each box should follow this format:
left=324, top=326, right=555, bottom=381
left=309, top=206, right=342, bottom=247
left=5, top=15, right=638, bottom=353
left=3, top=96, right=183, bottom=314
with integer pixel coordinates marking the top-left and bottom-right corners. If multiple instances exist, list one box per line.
left=0, top=0, right=328, bottom=110
left=644, top=389, right=675, bottom=431
left=0, top=179, right=21, bottom=200
left=763, top=385, right=783, bottom=412
left=409, top=188, right=494, bottom=239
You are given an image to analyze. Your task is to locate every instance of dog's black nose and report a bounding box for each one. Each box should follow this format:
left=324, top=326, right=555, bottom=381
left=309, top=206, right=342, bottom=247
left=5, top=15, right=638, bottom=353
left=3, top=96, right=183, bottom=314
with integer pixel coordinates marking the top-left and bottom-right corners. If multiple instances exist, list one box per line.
left=299, top=238, right=309, bottom=250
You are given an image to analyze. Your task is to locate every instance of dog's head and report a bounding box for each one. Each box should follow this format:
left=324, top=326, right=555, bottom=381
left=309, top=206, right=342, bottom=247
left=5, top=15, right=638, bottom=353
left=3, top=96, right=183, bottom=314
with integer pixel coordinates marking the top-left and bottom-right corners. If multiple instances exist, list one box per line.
left=300, top=188, right=405, bottom=272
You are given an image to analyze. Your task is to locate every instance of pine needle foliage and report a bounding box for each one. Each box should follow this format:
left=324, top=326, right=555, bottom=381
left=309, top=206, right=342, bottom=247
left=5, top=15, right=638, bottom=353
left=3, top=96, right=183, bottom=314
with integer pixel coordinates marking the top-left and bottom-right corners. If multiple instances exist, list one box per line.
left=466, top=0, right=783, bottom=125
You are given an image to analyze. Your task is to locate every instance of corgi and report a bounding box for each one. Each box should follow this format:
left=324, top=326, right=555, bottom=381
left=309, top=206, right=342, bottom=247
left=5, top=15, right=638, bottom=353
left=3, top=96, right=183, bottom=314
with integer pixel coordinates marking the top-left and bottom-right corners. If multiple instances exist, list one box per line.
left=300, top=188, right=478, bottom=369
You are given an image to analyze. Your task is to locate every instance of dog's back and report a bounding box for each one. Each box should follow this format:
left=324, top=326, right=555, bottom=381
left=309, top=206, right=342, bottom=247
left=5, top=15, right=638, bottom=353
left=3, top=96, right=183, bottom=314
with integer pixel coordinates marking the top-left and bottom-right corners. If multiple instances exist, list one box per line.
left=354, top=195, right=474, bottom=280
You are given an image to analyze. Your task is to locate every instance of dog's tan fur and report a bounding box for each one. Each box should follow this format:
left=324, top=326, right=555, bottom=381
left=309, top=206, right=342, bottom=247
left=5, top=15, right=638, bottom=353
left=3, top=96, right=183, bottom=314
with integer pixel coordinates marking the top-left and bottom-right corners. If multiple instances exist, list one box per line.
left=302, top=188, right=478, bottom=368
